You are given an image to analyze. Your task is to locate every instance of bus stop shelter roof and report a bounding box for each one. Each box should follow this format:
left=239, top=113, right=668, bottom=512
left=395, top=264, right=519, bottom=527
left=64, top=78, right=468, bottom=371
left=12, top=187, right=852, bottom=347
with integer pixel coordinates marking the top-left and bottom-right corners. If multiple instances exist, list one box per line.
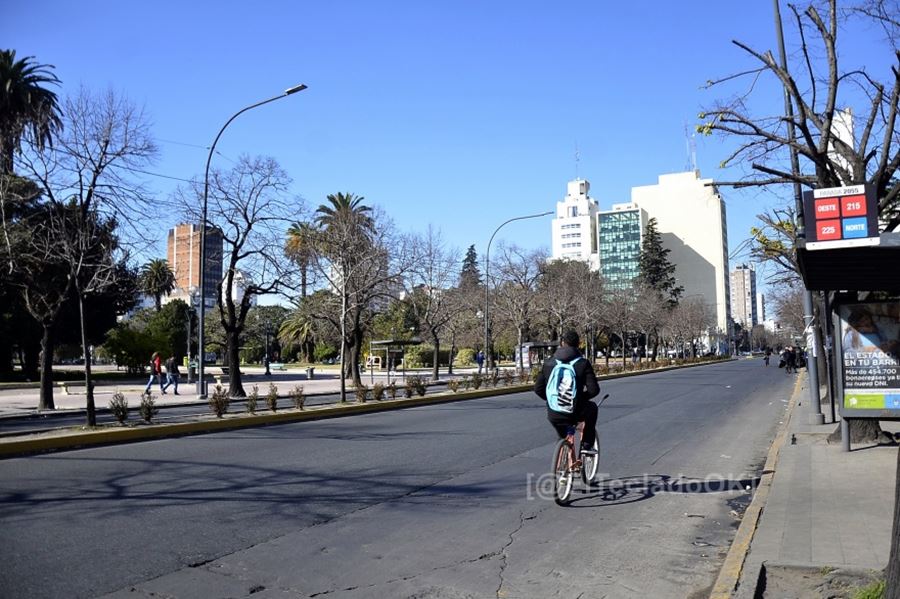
left=797, top=232, right=900, bottom=292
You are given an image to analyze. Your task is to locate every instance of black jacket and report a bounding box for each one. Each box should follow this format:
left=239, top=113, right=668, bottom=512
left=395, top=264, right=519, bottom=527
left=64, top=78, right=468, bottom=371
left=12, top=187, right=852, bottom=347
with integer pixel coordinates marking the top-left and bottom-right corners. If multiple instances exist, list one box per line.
left=534, top=346, right=600, bottom=414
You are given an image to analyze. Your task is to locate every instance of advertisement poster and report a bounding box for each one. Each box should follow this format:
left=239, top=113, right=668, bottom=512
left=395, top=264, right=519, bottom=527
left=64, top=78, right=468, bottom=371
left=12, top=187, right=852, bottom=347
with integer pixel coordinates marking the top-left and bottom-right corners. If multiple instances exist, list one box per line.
left=839, top=302, right=900, bottom=411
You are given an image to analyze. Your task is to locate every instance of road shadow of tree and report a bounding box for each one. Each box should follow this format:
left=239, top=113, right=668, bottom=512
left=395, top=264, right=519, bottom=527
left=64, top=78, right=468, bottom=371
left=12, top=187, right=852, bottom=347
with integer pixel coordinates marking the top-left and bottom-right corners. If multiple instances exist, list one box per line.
left=564, top=474, right=762, bottom=508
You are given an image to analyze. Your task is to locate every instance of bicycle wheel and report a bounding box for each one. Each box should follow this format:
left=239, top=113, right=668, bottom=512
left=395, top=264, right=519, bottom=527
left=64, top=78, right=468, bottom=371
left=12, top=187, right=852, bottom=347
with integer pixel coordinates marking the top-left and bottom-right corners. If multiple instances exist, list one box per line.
left=581, top=429, right=600, bottom=484
left=552, top=439, right=574, bottom=505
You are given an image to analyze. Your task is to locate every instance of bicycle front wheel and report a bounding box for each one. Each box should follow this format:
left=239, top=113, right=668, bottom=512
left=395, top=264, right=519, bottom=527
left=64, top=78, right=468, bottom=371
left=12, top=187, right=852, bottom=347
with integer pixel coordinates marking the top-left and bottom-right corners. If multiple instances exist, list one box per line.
left=552, top=439, right=574, bottom=505
left=581, top=429, right=600, bottom=484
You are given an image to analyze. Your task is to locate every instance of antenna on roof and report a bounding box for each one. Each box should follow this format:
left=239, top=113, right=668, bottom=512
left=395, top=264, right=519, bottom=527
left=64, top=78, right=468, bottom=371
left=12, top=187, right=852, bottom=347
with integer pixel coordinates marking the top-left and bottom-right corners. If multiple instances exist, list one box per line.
left=574, top=141, right=581, bottom=180
left=684, top=122, right=697, bottom=172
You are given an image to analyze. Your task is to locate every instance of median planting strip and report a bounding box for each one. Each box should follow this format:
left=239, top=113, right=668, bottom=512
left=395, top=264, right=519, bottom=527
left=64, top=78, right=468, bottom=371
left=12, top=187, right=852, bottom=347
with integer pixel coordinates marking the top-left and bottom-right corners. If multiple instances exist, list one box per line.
left=0, top=358, right=735, bottom=458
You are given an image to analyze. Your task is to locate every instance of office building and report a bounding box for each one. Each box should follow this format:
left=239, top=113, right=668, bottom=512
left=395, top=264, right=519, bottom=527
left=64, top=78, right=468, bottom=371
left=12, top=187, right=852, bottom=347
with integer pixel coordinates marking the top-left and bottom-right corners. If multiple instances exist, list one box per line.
left=166, top=223, right=224, bottom=308
left=631, top=171, right=731, bottom=332
left=730, top=264, right=758, bottom=328
left=756, top=292, right=766, bottom=324
left=598, top=202, right=648, bottom=289
left=551, top=179, right=599, bottom=270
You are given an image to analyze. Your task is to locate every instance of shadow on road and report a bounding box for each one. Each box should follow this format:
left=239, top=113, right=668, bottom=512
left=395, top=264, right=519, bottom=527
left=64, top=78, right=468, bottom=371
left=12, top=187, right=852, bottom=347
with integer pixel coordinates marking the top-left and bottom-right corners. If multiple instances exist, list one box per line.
left=565, top=473, right=762, bottom=508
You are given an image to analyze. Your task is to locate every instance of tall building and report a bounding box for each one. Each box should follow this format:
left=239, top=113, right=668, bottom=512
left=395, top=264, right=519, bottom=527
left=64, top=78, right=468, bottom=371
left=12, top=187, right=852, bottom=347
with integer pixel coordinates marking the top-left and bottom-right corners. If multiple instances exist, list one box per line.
left=166, top=223, right=224, bottom=308
left=730, top=264, right=758, bottom=328
left=551, top=179, right=599, bottom=270
left=631, top=171, right=731, bottom=332
left=598, top=202, right=648, bottom=289
left=756, top=292, right=766, bottom=324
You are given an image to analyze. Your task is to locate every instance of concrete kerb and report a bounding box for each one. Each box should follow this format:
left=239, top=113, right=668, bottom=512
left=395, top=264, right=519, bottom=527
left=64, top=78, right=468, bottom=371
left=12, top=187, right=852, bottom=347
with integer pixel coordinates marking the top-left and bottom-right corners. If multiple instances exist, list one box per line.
left=0, top=357, right=738, bottom=458
left=708, top=369, right=806, bottom=599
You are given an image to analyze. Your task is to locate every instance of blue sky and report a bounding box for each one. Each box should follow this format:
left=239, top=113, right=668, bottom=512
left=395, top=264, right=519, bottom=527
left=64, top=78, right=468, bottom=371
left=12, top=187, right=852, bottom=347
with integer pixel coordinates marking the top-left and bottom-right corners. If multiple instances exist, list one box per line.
left=3, top=1, right=882, bottom=291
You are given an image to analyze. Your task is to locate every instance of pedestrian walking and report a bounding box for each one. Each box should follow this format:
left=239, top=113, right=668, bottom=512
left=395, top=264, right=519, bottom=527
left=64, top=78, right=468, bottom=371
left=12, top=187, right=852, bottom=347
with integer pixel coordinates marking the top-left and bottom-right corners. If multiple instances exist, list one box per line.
left=144, top=351, right=165, bottom=395
left=475, top=350, right=484, bottom=374
left=764, top=348, right=771, bottom=367
left=162, top=355, right=180, bottom=395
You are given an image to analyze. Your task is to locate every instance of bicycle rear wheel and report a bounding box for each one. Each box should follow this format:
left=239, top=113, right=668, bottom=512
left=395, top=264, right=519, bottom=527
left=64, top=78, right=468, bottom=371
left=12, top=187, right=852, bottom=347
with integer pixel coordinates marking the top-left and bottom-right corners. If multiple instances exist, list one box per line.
left=552, top=439, right=574, bottom=505
left=581, top=429, right=600, bottom=484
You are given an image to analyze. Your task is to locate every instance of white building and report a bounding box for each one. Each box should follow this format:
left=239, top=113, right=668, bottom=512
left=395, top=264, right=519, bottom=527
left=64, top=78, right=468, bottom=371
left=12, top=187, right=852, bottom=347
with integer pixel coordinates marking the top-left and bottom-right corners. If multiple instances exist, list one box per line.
left=631, top=171, right=731, bottom=333
left=551, top=179, right=599, bottom=270
left=730, top=264, right=758, bottom=328
left=756, top=292, right=766, bottom=324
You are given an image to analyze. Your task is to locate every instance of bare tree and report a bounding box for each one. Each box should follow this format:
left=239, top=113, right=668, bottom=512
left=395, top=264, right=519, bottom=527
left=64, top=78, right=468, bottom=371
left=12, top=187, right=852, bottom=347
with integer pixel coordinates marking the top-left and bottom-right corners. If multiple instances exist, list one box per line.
left=404, top=226, right=460, bottom=381
left=490, top=244, right=546, bottom=372
left=10, top=87, right=156, bottom=410
left=535, top=259, right=586, bottom=340
left=602, top=286, right=637, bottom=368
left=179, top=155, right=299, bottom=398
left=632, top=282, right=670, bottom=362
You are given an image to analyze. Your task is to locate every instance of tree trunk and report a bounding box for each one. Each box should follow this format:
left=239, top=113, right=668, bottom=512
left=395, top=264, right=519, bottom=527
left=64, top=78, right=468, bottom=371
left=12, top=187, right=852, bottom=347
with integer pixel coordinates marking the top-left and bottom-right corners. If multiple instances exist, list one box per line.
left=350, top=328, right=364, bottom=387
left=447, top=331, right=456, bottom=376
left=886, top=447, right=900, bottom=598
left=621, top=331, right=627, bottom=369
left=227, top=329, right=246, bottom=398
left=38, top=324, right=55, bottom=410
left=78, top=295, right=97, bottom=426
left=431, top=330, right=440, bottom=382
left=339, top=288, right=347, bottom=403
left=517, top=328, right=525, bottom=373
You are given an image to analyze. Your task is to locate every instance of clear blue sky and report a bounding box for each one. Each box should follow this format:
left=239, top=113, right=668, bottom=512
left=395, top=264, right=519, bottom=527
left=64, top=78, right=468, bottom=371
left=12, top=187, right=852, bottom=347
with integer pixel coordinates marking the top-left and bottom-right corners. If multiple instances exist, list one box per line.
left=3, top=1, right=880, bottom=290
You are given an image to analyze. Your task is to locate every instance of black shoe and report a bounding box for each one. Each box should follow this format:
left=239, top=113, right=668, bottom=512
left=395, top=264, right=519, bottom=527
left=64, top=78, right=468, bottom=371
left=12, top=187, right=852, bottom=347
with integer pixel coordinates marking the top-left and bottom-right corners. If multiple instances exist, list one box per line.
left=174, top=391, right=179, bottom=395
left=580, top=444, right=598, bottom=455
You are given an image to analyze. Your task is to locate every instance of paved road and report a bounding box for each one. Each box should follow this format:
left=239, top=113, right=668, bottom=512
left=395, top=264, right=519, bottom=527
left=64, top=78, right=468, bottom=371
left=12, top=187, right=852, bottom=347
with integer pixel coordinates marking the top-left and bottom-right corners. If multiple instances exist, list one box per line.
left=0, top=359, right=796, bottom=598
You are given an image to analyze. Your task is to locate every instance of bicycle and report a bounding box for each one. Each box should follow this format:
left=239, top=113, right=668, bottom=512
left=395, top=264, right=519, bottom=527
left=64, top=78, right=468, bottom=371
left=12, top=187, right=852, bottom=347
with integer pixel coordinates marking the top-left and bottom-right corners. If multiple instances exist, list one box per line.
left=551, top=394, right=608, bottom=505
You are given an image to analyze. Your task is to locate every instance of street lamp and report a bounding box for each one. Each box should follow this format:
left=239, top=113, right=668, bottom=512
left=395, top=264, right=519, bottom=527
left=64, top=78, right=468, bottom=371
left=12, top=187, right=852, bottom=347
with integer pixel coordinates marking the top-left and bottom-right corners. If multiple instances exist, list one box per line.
left=483, top=211, right=553, bottom=370
left=186, top=286, right=198, bottom=383
left=264, top=319, right=271, bottom=377
left=196, top=83, right=307, bottom=397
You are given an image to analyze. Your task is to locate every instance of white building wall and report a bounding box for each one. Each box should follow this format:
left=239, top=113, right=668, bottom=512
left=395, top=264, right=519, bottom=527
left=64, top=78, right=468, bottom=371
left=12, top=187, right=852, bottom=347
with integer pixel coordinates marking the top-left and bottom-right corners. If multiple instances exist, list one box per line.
left=551, top=179, right=599, bottom=270
left=631, top=171, right=731, bottom=332
left=756, top=292, right=765, bottom=324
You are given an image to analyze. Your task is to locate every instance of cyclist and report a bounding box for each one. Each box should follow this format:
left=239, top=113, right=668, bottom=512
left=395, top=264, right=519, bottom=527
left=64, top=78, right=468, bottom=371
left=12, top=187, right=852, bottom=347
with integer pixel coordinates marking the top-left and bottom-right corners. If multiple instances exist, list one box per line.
left=534, top=330, right=601, bottom=455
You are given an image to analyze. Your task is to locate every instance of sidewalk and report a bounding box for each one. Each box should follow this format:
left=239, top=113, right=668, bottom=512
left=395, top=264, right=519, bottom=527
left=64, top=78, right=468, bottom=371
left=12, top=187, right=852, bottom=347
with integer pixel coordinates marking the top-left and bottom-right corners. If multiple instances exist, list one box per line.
left=732, top=373, right=898, bottom=597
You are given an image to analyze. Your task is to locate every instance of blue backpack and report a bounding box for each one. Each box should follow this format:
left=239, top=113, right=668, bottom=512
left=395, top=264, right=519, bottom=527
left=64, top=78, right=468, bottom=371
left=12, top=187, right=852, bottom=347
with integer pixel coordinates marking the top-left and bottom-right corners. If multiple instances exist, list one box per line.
left=546, top=357, right=581, bottom=413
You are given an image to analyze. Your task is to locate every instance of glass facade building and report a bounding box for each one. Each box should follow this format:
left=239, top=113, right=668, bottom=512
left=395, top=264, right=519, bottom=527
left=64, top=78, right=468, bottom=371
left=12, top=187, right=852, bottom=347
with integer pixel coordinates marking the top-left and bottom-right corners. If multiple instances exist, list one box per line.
left=598, top=204, right=646, bottom=289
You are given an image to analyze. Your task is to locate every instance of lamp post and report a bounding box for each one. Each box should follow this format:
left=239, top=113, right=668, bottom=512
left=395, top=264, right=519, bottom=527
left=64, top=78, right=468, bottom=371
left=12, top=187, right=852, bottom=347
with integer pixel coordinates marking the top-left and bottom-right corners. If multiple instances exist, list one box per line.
left=264, top=319, right=271, bottom=377
left=197, top=83, right=307, bottom=397
left=483, top=211, right=553, bottom=371
left=186, top=286, right=198, bottom=384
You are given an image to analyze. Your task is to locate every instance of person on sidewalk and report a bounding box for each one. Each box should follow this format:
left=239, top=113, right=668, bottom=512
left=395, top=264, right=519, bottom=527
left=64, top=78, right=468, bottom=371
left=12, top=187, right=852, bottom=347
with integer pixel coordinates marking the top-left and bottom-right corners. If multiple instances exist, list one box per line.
left=144, top=351, right=165, bottom=395
left=534, top=330, right=601, bottom=455
left=475, top=350, right=484, bottom=375
left=764, top=348, right=771, bottom=367
left=162, top=355, right=180, bottom=395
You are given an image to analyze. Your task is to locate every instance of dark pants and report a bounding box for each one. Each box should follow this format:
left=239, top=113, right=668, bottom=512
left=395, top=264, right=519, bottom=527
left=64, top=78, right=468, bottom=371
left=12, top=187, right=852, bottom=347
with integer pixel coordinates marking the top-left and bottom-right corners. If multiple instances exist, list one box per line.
left=547, top=401, right=598, bottom=447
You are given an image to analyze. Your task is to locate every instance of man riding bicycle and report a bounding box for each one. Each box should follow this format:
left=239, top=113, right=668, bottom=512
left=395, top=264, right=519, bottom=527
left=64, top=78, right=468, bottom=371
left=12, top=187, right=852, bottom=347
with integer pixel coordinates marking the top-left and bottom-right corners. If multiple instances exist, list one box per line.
left=534, top=330, right=601, bottom=454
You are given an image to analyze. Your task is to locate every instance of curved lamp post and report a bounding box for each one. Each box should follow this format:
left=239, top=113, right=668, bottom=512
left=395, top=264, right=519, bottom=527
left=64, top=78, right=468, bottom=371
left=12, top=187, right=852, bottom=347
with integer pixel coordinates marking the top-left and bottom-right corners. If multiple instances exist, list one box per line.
left=483, top=211, right=553, bottom=371
left=197, top=83, right=307, bottom=397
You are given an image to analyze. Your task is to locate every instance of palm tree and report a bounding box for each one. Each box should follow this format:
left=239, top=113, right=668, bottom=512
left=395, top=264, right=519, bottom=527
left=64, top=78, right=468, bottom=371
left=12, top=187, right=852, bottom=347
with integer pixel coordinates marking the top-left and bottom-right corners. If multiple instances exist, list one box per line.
left=140, top=259, right=176, bottom=311
left=278, top=307, right=317, bottom=363
left=315, top=192, right=374, bottom=232
left=285, top=221, right=317, bottom=298
left=0, top=50, right=63, bottom=175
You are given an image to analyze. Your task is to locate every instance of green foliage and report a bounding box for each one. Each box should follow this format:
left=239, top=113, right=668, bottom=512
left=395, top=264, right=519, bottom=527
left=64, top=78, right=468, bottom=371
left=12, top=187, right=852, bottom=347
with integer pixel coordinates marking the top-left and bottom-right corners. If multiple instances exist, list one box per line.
left=314, top=342, right=338, bottom=363
left=139, top=259, right=175, bottom=311
left=402, top=344, right=451, bottom=368
left=291, top=385, right=305, bottom=409
left=102, top=324, right=160, bottom=373
left=266, top=383, right=279, bottom=412
left=459, top=244, right=482, bottom=289
left=246, top=385, right=258, bottom=414
left=139, top=393, right=158, bottom=423
left=462, top=375, right=471, bottom=390
left=109, top=392, right=128, bottom=424
left=455, top=348, right=475, bottom=366
left=208, top=384, right=230, bottom=418
left=851, top=580, right=884, bottom=599
left=372, top=382, right=385, bottom=401
left=638, top=218, right=682, bottom=306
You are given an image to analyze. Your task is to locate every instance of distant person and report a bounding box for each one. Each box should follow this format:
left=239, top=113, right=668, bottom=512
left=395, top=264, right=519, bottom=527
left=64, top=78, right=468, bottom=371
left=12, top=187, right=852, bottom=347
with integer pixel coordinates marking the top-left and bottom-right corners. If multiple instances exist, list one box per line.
left=162, top=355, right=180, bottom=395
left=764, top=348, right=771, bottom=367
left=475, top=350, right=485, bottom=374
left=144, top=352, right=165, bottom=395
left=783, top=346, right=796, bottom=374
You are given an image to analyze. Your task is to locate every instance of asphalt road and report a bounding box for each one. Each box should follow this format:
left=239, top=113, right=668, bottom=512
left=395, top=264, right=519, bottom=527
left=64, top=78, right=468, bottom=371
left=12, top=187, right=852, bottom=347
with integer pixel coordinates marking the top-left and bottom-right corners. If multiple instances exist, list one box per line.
left=0, top=359, right=796, bottom=598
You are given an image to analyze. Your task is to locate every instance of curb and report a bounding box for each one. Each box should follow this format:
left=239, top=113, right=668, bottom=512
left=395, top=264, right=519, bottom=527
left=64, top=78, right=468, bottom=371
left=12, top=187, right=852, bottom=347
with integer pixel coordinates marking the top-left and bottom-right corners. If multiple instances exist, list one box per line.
left=708, top=370, right=806, bottom=598
left=0, top=384, right=532, bottom=458
left=0, top=357, right=736, bottom=458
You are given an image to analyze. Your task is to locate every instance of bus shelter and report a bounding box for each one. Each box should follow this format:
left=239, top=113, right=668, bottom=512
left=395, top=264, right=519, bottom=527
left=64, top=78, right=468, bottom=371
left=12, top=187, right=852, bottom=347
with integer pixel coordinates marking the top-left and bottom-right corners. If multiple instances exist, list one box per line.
left=367, top=338, right=423, bottom=385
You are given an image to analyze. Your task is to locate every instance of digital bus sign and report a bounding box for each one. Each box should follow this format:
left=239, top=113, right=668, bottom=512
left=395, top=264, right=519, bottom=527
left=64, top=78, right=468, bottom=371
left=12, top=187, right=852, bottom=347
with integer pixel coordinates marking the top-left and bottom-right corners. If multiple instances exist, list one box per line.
left=802, top=184, right=879, bottom=250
